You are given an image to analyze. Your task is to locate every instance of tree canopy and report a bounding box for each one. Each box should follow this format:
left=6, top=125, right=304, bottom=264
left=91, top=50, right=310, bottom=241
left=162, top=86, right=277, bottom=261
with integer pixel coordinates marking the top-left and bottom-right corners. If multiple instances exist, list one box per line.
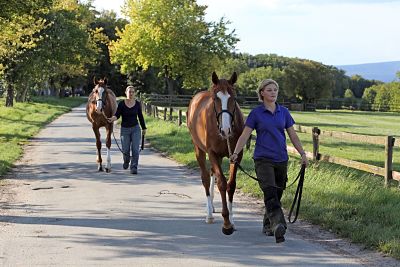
left=109, top=0, right=239, bottom=93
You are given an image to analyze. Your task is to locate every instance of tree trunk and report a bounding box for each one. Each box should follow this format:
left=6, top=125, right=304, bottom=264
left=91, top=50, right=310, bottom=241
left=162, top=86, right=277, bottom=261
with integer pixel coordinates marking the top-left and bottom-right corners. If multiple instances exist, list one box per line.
left=164, top=65, right=175, bottom=95
left=5, top=83, right=14, bottom=107
left=49, top=78, right=57, bottom=96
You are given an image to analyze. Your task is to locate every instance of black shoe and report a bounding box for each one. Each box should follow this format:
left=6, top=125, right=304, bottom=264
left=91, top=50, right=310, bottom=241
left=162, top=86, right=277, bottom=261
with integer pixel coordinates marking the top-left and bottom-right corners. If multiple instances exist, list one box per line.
left=130, top=169, right=137, bottom=174
left=273, top=223, right=286, bottom=243
left=262, top=226, right=274, bottom=236
left=123, top=162, right=129, bottom=170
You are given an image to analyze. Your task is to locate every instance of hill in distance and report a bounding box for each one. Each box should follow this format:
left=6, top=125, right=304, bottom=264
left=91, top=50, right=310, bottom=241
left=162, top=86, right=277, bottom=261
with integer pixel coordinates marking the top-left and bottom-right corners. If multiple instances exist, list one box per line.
left=336, top=61, right=400, bottom=83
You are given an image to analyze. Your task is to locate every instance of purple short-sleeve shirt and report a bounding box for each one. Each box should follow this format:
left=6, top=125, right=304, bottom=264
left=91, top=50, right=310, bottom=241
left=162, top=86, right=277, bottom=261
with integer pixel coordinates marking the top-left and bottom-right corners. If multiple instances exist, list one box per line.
left=245, top=103, right=295, bottom=162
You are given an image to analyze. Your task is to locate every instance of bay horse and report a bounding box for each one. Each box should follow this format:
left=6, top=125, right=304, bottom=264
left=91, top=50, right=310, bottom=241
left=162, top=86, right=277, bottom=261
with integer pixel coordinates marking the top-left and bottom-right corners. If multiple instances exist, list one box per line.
left=86, top=77, right=117, bottom=172
left=187, top=72, right=244, bottom=235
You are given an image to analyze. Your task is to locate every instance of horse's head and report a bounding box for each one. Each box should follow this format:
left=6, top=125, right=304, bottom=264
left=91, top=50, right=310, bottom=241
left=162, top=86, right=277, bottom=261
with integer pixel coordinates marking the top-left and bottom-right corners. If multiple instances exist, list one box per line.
left=211, top=71, right=238, bottom=139
left=93, top=77, right=108, bottom=113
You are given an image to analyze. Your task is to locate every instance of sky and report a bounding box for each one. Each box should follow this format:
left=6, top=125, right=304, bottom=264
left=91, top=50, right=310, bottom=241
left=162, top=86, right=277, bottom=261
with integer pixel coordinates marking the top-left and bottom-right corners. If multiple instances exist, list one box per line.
left=92, top=0, right=400, bottom=66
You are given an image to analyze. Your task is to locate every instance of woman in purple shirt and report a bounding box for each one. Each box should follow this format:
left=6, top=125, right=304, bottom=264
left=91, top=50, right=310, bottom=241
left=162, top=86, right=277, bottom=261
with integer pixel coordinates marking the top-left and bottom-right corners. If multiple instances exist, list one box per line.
left=230, top=79, right=308, bottom=243
left=108, top=86, right=147, bottom=174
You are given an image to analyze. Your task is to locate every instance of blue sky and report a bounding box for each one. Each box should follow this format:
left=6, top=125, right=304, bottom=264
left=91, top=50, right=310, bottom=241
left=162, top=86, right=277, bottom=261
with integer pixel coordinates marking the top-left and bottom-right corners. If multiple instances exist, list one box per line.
left=92, top=0, right=400, bottom=66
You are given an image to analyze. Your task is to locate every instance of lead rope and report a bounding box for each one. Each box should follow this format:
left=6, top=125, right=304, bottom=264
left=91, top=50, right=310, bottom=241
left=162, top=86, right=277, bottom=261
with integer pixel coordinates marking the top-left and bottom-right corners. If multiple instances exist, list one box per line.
left=227, top=136, right=233, bottom=157
left=288, top=164, right=306, bottom=223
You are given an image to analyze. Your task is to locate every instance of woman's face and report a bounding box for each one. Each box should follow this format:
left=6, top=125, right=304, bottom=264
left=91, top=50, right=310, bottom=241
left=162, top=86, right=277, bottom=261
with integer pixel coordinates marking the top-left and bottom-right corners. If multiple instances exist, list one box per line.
left=126, top=88, right=135, bottom=99
left=261, top=83, right=278, bottom=103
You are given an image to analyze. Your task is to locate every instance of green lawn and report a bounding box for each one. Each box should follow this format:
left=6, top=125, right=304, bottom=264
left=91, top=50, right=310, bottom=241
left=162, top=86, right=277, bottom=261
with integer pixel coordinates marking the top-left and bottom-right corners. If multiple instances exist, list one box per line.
left=152, top=107, right=400, bottom=171
left=0, top=96, right=86, bottom=176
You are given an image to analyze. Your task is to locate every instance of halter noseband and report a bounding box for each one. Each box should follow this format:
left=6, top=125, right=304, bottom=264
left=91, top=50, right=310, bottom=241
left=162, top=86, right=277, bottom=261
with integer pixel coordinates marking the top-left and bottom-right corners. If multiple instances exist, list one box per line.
left=213, top=93, right=237, bottom=130
left=94, top=87, right=107, bottom=107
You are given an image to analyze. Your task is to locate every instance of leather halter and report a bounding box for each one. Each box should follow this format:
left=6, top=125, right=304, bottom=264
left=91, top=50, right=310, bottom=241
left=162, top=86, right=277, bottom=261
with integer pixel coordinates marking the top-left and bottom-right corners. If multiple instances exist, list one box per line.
left=93, top=87, right=107, bottom=108
left=212, top=93, right=237, bottom=130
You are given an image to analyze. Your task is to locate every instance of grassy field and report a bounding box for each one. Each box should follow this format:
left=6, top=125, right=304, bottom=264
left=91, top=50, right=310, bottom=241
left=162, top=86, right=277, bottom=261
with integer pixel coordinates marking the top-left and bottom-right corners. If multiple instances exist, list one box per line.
left=158, top=107, right=400, bottom=171
left=291, top=110, right=400, bottom=171
left=144, top=112, right=400, bottom=260
left=0, top=96, right=86, bottom=176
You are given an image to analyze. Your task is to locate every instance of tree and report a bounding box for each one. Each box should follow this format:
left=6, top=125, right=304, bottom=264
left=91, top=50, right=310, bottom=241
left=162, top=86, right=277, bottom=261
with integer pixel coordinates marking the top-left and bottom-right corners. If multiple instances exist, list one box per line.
left=283, top=60, right=334, bottom=103
left=109, top=0, right=238, bottom=94
left=0, top=0, right=52, bottom=106
left=39, top=0, right=105, bottom=97
left=344, top=88, right=354, bottom=98
left=85, top=9, right=129, bottom=96
left=236, top=66, right=284, bottom=98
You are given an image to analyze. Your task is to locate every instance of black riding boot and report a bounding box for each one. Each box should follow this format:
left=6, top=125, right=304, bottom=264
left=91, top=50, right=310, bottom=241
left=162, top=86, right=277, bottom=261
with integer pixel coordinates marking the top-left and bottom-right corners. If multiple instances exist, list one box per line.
left=268, top=208, right=287, bottom=243
left=262, top=212, right=273, bottom=236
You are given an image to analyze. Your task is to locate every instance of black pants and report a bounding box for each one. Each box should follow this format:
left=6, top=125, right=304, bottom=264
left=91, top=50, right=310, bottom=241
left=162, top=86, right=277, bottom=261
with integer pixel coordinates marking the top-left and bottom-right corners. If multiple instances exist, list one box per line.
left=254, top=158, right=288, bottom=227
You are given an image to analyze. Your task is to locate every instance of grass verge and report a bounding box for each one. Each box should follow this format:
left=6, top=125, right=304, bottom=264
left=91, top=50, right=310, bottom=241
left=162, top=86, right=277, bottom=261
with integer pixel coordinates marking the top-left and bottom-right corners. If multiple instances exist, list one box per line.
left=0, top=96, right=86, bottom=176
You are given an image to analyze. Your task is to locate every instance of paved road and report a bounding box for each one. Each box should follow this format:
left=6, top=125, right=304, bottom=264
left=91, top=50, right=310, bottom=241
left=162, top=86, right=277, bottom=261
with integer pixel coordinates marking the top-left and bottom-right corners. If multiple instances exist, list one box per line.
left=0, top=106, right=395, bottom=266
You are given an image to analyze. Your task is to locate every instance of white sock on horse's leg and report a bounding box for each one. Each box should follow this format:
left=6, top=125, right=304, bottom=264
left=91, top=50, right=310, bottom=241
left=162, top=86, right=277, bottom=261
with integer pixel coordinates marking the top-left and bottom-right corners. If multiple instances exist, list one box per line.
left=209, top=174, right=215, bottom=212
left=206, top=195, right=214, bottom=223
left=106, top=148, right=111, bottom=170
left=228, top=201, right=235, bottom=228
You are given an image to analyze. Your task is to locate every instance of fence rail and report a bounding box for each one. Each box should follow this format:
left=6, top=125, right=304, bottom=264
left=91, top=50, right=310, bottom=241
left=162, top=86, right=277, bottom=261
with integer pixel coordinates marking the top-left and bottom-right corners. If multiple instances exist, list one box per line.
left=143, top=102, right=399, bottom=187
left=141, top=94, right=400, bottom=112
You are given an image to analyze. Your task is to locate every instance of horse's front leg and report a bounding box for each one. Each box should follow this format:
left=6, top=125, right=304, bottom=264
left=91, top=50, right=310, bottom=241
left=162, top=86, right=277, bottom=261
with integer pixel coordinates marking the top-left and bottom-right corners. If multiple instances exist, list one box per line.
left=209, top=153, right=234, bottom=235
left=92, top=126, right=103, bottom=171
left=227, top=153, right=241, bottom=229
left=105, top=124, right=112, bottom=173
left=194, top=146, right=213, bottom=223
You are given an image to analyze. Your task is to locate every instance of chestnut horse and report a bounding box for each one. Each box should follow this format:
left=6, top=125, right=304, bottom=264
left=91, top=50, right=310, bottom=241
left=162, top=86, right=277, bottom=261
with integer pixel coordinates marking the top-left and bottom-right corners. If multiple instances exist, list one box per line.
left=187, top=72, right=244, bottom=235
left=86, top=77, right=117, bottom=172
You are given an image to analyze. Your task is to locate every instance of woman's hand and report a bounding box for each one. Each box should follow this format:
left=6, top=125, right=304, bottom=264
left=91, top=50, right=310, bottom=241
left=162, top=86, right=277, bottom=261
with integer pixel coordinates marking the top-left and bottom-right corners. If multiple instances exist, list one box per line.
left=230, top=153, right=238, bottom=163
left=107, top=116, right=116, bottom=123
left=301, top=153, right=309, bottom=167
left=142, top=129, right=147, bottom=135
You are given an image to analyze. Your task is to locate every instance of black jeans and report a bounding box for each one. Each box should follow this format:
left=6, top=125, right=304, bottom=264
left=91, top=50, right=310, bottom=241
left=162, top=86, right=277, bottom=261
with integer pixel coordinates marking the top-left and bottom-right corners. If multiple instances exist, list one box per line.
left=254, top=158, right=288, bottom=214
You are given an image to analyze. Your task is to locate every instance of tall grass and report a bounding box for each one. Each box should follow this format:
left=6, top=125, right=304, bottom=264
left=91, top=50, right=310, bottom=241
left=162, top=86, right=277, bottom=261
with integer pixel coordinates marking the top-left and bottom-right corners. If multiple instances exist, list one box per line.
left=144, top=115, right=400, bottom=260
left=0, top=96, right=86, bottom=176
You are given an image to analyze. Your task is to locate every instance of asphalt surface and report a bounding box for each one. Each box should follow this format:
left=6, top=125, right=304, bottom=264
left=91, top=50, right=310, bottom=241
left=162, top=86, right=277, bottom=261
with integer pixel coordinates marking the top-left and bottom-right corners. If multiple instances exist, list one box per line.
left=0, top=105, right=396, bottom=266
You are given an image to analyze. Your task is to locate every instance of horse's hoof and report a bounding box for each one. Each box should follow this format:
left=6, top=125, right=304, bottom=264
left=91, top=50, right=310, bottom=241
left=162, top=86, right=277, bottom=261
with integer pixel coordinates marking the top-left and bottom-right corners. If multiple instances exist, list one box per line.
left=222, top=226, right=235, bottom=235
left=105, top=168, right=111, bottom=173
left=98, top=166, right=103, bottom=172
left=205, top=217, right=214, bottom=224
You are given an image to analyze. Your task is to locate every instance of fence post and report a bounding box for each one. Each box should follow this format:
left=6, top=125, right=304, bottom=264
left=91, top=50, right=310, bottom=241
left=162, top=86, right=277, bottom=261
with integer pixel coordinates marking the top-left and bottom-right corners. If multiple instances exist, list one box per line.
left=384, top=136, right=395, bottom=187
left=178, top=109, right=182, bottom=126
left=312, top=127, right=320, bottom=160
left=155, top=106, right=158, bottom=118
left=169, top=108, right=173, bottom=121
left=147, top=103, right=151, bottom=115
left=163, top=107, right=167, bottom=121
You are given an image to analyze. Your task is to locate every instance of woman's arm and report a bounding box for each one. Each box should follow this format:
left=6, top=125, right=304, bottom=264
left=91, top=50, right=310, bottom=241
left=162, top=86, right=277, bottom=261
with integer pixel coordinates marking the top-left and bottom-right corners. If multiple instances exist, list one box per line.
left=286, top=126, right=308, bottom=166
left=107, top=101, right=122, bottom=123
left=230, top=126, right=253, bottom=162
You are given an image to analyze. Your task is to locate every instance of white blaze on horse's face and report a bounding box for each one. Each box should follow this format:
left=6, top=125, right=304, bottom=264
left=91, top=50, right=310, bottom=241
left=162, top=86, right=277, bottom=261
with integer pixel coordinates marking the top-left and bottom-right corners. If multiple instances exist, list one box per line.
left=216, top=91, right=231, bottom=137
left=95, top=86, right=105, bottom=113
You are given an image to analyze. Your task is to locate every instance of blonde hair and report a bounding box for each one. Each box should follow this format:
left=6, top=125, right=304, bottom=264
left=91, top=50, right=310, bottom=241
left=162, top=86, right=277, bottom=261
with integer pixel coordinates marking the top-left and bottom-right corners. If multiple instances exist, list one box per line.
left=126, top=85, right=135, bottom=92
left=257, top=79, right=279, bottom=102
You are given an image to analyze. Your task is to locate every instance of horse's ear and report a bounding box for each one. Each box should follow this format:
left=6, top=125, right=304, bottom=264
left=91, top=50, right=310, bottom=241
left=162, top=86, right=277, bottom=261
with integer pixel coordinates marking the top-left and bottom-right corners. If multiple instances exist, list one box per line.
left=93, top=76, right=98, bottom=85
left=229, top=72, right=237, bottom=85
left=212, top=72, right=219, bottom=85
left=103, top=77, right=108, bottom=85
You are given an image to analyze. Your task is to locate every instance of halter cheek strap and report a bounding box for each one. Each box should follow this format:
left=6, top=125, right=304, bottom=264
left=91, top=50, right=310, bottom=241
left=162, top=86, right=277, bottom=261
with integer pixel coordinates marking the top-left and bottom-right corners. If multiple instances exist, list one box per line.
left=213, top=96, right=237, bottom=129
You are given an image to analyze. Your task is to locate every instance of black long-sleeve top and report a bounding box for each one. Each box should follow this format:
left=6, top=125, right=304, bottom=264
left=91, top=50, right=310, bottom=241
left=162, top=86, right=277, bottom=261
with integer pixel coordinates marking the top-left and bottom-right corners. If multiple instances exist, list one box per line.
left=114, top=100, right=147, bottom=129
